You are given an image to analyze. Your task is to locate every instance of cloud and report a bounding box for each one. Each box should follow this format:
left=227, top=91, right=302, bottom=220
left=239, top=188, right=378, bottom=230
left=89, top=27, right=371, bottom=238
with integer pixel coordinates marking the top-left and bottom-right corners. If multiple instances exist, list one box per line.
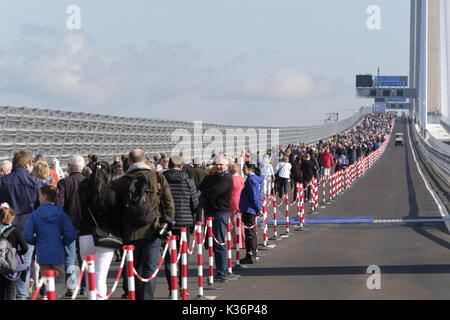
left=211, top=68, right=341, bottom=101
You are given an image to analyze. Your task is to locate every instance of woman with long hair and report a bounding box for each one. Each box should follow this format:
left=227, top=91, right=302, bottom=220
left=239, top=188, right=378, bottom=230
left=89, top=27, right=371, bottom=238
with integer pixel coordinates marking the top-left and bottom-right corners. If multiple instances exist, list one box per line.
left=78, top=161, right=119, bottom=299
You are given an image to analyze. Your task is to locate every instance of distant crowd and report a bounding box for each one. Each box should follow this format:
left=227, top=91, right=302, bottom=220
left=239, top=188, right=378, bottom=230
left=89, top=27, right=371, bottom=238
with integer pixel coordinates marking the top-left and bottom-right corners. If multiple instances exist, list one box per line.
left=0, top=112, right=395, bottom=300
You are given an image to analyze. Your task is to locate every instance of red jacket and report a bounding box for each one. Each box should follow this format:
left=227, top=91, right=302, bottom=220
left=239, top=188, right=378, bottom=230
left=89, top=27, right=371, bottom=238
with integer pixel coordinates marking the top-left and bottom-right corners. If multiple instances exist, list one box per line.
left=319, top=152, right=334, bottom=168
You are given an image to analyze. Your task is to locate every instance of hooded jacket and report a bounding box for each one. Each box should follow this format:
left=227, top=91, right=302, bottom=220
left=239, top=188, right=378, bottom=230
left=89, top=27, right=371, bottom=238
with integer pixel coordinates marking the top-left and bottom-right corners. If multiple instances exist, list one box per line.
left=239, top=173, right=264, bottom=215
left=162, top=169, right=199, bottom=229
left=24, top=204, right=77, bottom=265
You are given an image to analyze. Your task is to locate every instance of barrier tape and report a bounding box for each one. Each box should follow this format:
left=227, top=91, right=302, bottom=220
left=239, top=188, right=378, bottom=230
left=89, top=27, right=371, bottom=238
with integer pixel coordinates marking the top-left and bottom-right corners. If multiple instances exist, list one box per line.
left=133, top=239, right=170, bottom=283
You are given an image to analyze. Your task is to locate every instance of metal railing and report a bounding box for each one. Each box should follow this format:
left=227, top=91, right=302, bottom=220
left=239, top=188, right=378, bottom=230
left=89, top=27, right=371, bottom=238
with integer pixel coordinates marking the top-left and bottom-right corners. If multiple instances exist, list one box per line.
left=0, top=105, right=371, bottom=164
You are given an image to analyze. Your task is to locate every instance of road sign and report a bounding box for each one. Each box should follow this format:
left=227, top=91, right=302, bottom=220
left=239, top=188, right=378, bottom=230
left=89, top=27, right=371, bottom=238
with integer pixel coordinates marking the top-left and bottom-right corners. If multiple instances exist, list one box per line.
left=374, top=81, right=408, bottom=87
left=373, top=76, right=408, bottom=82
left=373, top=104, right=386, bottom=114
left=387, top=98, right=407, bottom=103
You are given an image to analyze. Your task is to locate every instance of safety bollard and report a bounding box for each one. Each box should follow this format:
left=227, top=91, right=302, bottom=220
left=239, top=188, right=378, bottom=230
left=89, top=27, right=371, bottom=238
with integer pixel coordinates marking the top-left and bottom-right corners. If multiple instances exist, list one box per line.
left=226, top=219, right=234, bottom=274
left=207, top=217, right=215, bottom=285
left=263, top=198, right=269, bottom=246
left=322, top=177, right=327, bottom=204
left=86, top=255, right=97, bottom=300
left=124, top=245, right=136, bottom=300
left=273, top=195, right=278, bottom=238
left=180, top=228, right=188, bottom=300
left=195, top=222, right=205, bottom=298
left=314, top=178, right=319, bottom=210
left=284, top=193, right=290, bottom=235
left=41, top=270, right=59, bottom=300
left=170, top=235, right=179, bottom=300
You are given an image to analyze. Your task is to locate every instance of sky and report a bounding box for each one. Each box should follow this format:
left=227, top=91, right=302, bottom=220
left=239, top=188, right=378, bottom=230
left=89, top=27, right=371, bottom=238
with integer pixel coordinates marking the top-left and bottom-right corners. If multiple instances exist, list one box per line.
left=0, top=0, right=410, bottom=127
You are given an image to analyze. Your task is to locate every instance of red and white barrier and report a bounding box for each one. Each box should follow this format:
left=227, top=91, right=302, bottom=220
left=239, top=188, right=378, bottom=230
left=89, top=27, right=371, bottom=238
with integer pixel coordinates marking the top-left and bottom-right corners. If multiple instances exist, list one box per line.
left=170, top=235, right=179, bottom=300
left=196, top=222, right=204, bottom=298
left=272, top=195, right=278, bottom=238
left=124, top=245, right=136, bottom=300
left=86, top=255, right=97, bottom=300
left=227, top=220, right=233, bottom=274
left=207, top=217, right=215, bottom=286
left=180, top=228, right=188, bottom=300
left=284, top=193, right=290, bottom=234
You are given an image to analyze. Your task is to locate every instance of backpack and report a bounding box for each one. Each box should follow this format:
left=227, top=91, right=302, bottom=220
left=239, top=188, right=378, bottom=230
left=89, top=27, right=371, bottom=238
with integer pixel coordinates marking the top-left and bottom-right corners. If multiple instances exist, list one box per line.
left=124, top=171, right=162, bottom=228
left=0, top=227, right=17, bottom=275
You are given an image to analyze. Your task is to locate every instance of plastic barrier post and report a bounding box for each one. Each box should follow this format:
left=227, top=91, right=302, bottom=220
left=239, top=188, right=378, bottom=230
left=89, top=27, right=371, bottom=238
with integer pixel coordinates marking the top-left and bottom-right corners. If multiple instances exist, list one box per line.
left=284, top=193, right=290, bottom=235
left=170, top=235, right=179, bottom=300
left=41, top=270, right=58, bottom=300
left=227, top=219, right=233, bottom=274
left=180, top=228, right=188, bottom=300
left=195, top=222, right=206, bottom=299
left=86, top=255, right=97, bottom=300
left=124, top=245, right=136, bottom=300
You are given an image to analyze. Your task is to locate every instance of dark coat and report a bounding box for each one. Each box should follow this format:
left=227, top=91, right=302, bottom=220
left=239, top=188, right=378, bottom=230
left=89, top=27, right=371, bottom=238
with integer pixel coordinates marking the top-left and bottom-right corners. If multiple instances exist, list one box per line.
left=199, top=172, right=233, bottom=215
left=189, top=167, right=207, bottom=189
left=77, top=180, right=119, bottom=236
left=109, top=168, right=176, bottom=243
left=300, top=160, right=316, bottom=183
left=163, top=169, right=199, bottom=229
left=55, top=172, right=86, bottom=229
left=0, top=168, right=44, bottom=232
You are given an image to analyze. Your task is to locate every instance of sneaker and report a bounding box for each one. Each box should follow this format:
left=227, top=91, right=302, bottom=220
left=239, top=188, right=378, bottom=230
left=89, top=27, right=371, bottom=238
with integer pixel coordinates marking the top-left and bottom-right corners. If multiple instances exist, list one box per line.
left=79, top=289, right=87, bottom=296
left=239, top=256, right=254, bottom=264
left=214, top=277, right=228, bottom=283
left=121, top=292, right=129, bottom=299
left=41, top=295, right=48, bottom=300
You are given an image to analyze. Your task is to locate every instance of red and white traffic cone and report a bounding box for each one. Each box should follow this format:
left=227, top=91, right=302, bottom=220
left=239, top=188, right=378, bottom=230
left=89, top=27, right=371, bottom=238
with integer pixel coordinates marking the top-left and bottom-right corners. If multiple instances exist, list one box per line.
left=170, top=235, right=179, bottom=300
left=124, top=245, right=136, bottom=300
left=86, top=255, right=97, bottom=300
left=180, top=228, right=188, bottom=300
left=41, top=270, right=59, bottom=300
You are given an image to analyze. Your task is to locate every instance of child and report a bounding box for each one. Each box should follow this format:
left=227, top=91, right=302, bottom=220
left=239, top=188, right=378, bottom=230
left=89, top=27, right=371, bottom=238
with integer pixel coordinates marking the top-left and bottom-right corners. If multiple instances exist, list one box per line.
left=0, top=203, right=29, bottom=300
left=24, top=185, right=77, bottom=299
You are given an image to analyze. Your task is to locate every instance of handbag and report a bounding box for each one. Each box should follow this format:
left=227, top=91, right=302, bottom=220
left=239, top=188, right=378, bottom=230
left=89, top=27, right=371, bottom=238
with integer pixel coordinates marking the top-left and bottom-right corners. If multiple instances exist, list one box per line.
left=275, top=163, right=286, bottom=180
left=88, top=208, right=123, bottom=249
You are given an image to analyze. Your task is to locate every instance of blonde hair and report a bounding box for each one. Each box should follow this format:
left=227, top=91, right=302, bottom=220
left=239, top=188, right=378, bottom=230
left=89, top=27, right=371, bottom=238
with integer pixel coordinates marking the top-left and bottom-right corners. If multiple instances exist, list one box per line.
left=0, top=207, right=15, bottom=225
left=229, top=163, right=239, bottom=175
left=32, top=161, right=50, bottom=180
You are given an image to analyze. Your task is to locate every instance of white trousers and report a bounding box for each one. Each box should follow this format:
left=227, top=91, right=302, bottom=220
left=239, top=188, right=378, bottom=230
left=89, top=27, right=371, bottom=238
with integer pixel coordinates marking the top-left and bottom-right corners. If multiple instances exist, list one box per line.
left=79, top=234, right=114, bottom=299
left=263, top=177, right=272, bottom=197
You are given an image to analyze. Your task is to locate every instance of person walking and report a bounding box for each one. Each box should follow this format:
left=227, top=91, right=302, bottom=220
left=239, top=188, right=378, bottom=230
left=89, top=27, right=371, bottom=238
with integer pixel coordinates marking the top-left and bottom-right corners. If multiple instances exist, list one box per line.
left=238, top=163, right=264, bottom=264
left=229, top=164, right=245, bottom=250
left=110, top=149, right=175, bottom=300
left=260, top=157, right=275, bottom=197
left=162, top=156, right=199, bottom=296
left=78, top=161, right=120, bottom=299
left=55, top=155, right=87, bottom=297
left=0, top=151, right=44, bottom=299
left=24, top=185, right=77, bottom=299
left=198, top=155, right=234, bottom=283
left=300, top=154, right=317, bottom=202
left=275, top=156, right=291, bottom=198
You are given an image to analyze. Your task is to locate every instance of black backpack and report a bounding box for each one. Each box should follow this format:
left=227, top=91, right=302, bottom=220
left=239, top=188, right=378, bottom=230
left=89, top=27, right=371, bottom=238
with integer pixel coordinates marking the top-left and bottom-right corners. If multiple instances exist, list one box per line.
left=0, top=227, right=17, bottom=275
left=124, top=172, right=160, bottom=228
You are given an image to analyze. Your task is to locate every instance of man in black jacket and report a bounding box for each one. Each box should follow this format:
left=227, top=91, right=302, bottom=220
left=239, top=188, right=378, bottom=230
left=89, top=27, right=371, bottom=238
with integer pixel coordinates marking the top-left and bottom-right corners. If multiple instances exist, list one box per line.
left=301, top=154, right=316, bottom=202
left=198, top=155, right=233, bottom=282
left=163, top=155, right=199, bottom=295
left=55, top=155, right=86, bottom=296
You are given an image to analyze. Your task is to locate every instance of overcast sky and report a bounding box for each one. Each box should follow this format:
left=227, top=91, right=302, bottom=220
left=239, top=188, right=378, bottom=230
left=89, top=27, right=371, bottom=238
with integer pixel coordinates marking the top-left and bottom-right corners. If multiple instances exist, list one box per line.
left=0, top=0, right=410, bottom=126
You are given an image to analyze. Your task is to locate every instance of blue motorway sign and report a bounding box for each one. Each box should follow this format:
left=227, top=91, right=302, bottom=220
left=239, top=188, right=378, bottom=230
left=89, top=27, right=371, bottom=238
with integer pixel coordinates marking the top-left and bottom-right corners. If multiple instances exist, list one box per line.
left=387, top=98, right=407, bottom=103
left=375, top=81, right=408, bottom=87
left=373, top=76, right=407, bottom=82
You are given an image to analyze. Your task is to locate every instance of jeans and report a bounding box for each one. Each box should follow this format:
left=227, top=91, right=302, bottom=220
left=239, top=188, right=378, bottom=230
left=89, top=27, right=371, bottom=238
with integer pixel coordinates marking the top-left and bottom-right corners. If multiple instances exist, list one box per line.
left=64, top=240, right=77, bottom=290
left=16, top=243, right=34, bottom=300
left=210, top=212, right=229, bottom=279
left=278, top=177, right=289, bottom=198
left=130, top=236, right=162, bottom=300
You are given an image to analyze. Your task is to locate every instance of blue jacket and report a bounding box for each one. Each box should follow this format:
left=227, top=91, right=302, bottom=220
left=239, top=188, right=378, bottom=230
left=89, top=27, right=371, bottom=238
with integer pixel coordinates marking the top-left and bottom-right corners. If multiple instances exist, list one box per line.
left=0, top=167, right=44, bottom=232
left=239, top=174, right=264, bottom=215
left=24, top=204, right=77, bottom=265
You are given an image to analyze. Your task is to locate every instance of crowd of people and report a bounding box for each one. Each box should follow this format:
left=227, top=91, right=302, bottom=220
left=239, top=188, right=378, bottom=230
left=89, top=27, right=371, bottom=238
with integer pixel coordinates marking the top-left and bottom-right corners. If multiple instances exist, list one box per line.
left=0, top=113, right=395, bottom=300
